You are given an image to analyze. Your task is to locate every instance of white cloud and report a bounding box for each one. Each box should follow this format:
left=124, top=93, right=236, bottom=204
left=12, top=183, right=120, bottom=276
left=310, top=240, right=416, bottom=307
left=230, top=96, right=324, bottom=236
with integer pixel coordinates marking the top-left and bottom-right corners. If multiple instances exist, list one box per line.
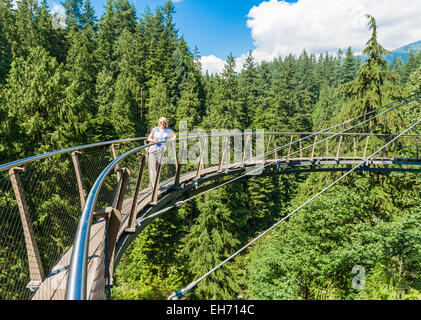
left=199, top=55, right=226, bottom=75
left=199, top=53, right=249, bottom=75
left=51, top=3, right=65, bottom=15
left=200, top=0, right=421, bottom=74
left=247, top=0, right=421, bottom=61
left=50, top=3, right=66, bottom=30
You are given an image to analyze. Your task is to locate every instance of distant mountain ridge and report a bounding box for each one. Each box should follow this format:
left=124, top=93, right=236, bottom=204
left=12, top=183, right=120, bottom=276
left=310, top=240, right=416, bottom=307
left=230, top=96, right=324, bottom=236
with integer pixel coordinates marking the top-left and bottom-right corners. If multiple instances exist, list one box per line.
left=386, top=40, right=421, bottom=63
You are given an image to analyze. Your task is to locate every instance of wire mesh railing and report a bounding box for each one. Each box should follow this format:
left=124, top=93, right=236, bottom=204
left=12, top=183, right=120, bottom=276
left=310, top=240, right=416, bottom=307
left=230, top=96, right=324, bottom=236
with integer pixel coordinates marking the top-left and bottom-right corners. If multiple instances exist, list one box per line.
left=0, top=137, right=146, bottom=300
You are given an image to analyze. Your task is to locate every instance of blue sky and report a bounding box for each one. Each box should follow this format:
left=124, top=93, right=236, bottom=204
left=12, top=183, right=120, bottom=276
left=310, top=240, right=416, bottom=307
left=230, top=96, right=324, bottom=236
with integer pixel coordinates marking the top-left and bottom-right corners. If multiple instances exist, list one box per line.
left=48, top=0, right=299, bottom=58
left=47, top=0, right=421, bottom=74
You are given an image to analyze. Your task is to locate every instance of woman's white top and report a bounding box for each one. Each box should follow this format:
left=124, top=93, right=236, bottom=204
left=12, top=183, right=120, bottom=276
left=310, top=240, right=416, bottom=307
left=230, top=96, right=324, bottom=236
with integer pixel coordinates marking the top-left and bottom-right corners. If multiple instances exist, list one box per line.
left=149, top=127, right=174, bottom=153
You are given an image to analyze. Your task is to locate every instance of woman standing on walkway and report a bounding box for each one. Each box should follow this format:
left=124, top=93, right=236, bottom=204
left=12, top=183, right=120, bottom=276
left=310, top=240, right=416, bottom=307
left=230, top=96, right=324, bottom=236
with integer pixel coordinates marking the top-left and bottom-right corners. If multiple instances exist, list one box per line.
left=146, top=117, right=176, bottom=188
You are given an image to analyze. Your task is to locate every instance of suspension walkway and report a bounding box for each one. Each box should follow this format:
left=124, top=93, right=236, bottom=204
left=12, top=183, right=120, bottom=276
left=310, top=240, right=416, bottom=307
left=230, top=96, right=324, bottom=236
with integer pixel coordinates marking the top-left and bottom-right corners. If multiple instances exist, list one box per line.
left=1, top=93, right=421, bottom=300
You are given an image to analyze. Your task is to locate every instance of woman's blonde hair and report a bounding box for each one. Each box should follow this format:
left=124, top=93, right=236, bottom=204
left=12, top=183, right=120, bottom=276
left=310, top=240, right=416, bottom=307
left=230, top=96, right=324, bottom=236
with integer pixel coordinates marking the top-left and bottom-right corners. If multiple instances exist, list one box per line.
left=158, top=117, right=168, bottom=127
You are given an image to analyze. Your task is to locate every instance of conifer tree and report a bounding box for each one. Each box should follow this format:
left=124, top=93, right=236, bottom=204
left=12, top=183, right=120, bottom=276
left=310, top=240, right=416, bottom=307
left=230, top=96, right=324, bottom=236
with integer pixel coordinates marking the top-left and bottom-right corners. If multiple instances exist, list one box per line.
left=176, top=71, right=202, bottom=131
left=2, top=46, right=81, bottom=158
left=97, top=0, right=137, bottom=72
left=204, top=54, right=243, bottom=129
left=340, top=47, right=358, bottom=84
left=0, top=19, right=11, bottom=83
left=146, top=76, right=174, bottom=130
left=62, top=0, right=83, bottom=30
left=340, top=14, right=398, bottom=121
left=64, top=27, right=99, bottom=141
left=95, top=67, right=118, bottom=141
left=182, top=189, right=241, bottom=300
left=238, top=51, right=258, bottom=128
left=80, top=0, right=98, bottom=31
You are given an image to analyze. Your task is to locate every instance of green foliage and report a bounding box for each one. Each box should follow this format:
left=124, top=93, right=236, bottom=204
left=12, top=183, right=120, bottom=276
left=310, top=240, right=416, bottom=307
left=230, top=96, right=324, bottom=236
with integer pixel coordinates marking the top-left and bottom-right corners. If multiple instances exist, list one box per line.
left=181, top=189, right=241, bottom=299
left=245, top=181, right=421, bottom=300
left=340, top=15, right=399, bottom=127
left=1, top=2, right=420, bottom=301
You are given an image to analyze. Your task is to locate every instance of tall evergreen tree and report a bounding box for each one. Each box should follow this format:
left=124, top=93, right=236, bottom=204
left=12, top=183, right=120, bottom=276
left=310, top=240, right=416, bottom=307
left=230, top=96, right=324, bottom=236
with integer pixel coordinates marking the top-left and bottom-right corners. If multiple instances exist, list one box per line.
left=2, top=46, right=82, bottom=159
left=204, top=54, right=243, bottom=129
left=340, top=14, right=398, bottom=122
left=340, top=47, right=358, bottom=84
left=80, top=0, right=98, bottom=31
left=182, top=189, right=241, bottom=300
left=62, top=0, right=83, bottom=30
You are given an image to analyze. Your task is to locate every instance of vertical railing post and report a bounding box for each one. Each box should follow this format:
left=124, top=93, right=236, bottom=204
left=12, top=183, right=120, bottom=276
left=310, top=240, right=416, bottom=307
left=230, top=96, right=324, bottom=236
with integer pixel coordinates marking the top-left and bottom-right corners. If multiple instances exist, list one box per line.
left=264, top=135, right=273, bottom=163
left=95, top=167, right=130, bottom=285
left=111, top=144, right=121, bottom=182
left=8, top=167, right=44, bottom=290
left=126, top=154, right=146, bottom=232
left=363, top=135, right=370, bottom=159
left=196, top=136, right=205, bottom=178
left=310, top=135, right=317, bottom=161
left=353, top=136, right=357, bottom=158
left=175, top=139, right=183, bottom=188
left=336, top=135, right=343, bottom=160
left=218, top=136, right=228, bottom=171
left=71, top=151, right=86, bottom=209
left=273, top=135, right=278, bottom=161
left=363, top=121, right=372, bottom=159
left=325, top=135, right=329, bottom=157
left=242, top=134, right=251, bottom=167
left=286, top=135, right=293, bottom=162
left=392, top=137, right=399, bottom=160
left=298, top=135, right=303, bottom=159
left=382, top=136, right=387, bottom=158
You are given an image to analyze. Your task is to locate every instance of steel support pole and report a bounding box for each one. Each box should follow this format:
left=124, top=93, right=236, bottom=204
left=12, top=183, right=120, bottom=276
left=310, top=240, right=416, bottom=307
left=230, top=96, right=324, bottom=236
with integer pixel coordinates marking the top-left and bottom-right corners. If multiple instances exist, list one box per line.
left=9, top=167, right=44, bottom=290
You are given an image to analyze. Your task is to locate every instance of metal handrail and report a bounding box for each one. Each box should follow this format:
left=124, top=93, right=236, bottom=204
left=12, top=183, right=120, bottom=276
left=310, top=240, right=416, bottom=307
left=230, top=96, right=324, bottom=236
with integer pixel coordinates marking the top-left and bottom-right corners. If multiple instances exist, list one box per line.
left=3, top=131, right=420, bottom=173
left=0, top=136, right=148, bottom=173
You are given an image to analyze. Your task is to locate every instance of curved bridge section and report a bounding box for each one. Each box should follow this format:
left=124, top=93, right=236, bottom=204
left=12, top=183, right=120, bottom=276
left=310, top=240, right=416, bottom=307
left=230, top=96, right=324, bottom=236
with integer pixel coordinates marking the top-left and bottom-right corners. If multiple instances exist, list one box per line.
left=1, top=129, right=421, bottom=300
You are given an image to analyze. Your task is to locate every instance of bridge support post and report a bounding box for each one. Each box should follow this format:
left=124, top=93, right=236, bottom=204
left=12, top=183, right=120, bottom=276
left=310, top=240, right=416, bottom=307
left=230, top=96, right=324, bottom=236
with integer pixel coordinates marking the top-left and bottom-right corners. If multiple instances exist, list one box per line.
left=363, top=135, right=370, bottom=159
left=94, top=207, right=122, bottom=287
left=218, top=136, right=229, bottom=171
left=286, top=135, right=293, bottom=162
left=325, top=136, right=329, bottom=158
left=111, top=144, right=121, bottom=182
left=265, top=135, right=273, bottom=163
left=196, top=136, right=205, bottom=178
left=310, top=135, right=317, bottom=161
left=392, top=138, right=398, bottom=160
left=126, top=155, right=146, bottom=232
left=95, top=167, right=130, bottom=284
left=273, top=136, right=278, bottom=161
left=353, top=136, right=357, bottom=158
left=299, top=135, right=303, bottom=159
left=8, top=167, right=44, bottom=290
left=175, top=139, right=184, bottom=188
left=111, top=168, right=131, bottom=211
left=71, top=151, right=87, bottom=209
left=336, top=135, right=343, bottom=160
left=241, top=133, right=252, bottom=167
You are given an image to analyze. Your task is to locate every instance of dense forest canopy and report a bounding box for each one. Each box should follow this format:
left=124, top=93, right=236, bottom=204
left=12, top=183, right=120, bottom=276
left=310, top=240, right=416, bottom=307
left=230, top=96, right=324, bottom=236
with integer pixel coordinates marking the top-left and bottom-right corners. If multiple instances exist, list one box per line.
left=1, top=0, right=421, bottom=300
